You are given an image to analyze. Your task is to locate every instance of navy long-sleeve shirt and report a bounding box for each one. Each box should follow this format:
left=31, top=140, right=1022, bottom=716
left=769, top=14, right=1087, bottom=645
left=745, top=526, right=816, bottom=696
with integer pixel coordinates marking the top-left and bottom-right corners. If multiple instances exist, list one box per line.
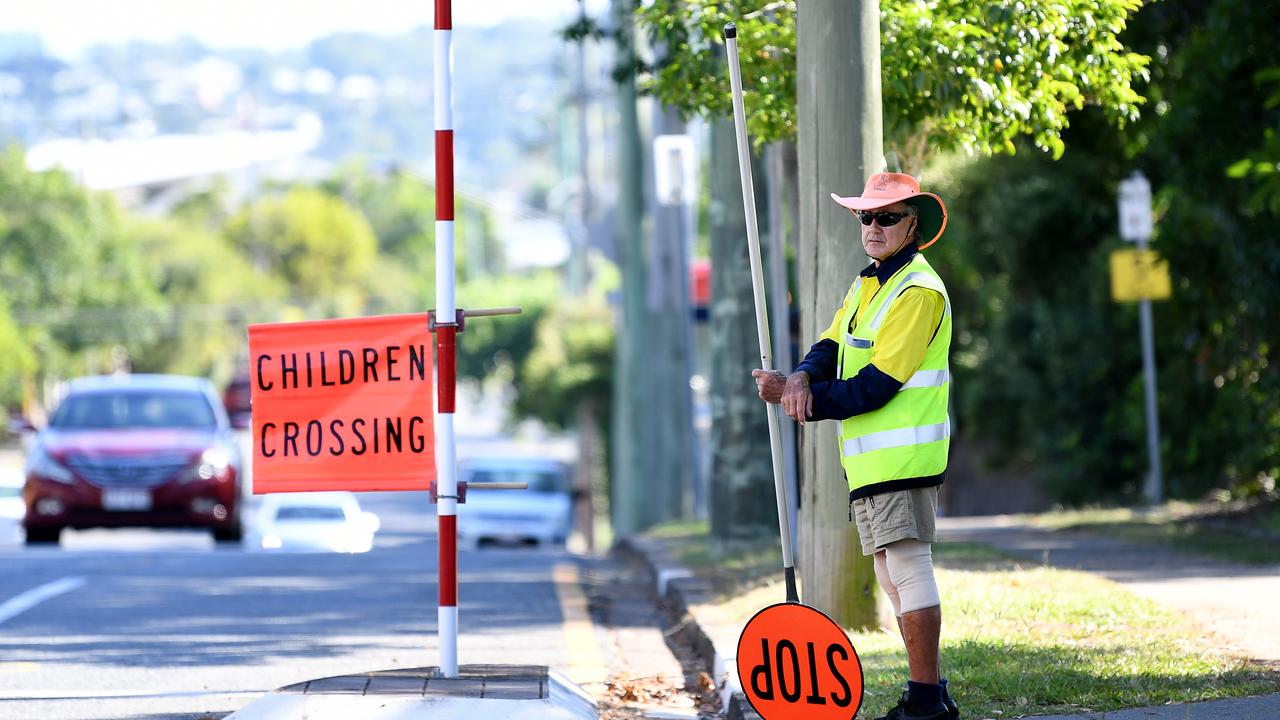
left=794, top=340, right=903, bottom=421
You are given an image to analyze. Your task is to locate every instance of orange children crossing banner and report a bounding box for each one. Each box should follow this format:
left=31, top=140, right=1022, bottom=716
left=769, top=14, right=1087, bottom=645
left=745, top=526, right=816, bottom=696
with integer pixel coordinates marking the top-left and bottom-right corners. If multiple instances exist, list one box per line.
left=248, top=313, right=435, bottom=494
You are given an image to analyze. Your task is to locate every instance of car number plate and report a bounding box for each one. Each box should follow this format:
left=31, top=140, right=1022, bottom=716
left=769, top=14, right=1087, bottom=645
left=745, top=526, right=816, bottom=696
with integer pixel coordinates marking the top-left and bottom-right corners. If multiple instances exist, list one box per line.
left=102, top=489, right=152, bottom=511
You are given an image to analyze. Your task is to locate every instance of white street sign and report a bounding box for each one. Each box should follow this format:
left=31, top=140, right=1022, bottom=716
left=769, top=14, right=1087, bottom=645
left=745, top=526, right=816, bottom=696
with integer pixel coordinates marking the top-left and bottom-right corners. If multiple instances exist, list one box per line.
left=1118, top=170, right=1153, bottom=242
left=653, top=134, right=697, bottom=207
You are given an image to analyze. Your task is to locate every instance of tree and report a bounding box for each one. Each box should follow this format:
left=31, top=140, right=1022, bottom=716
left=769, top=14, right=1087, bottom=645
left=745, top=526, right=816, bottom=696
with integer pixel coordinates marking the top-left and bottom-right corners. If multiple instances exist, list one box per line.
left=706, top=117, right=779, bottom=545
left=638, top=0, right=1149, bottom=167
left=906, top=0, right=1280, bottom=505
left=224, top=186, right=378, bottom=318
left=0, top=295, right=34, bottom=408
left=519, top=293, right=616, bottom=550
left=0, top=148, right=160, bottom=392
left=794, top=0, right=885, bottom=628
left=124, top=215, right=283, bottom=381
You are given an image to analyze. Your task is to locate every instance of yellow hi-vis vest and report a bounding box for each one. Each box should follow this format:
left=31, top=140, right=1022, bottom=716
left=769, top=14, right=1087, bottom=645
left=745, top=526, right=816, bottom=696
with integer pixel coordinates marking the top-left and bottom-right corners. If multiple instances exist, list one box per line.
left=836, top=253, right=952, bottom=499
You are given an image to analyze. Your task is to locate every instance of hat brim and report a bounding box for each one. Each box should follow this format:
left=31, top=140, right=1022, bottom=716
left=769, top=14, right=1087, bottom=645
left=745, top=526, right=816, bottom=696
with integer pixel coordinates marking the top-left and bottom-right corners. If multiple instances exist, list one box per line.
left=830, top=191, right=948, bottom=249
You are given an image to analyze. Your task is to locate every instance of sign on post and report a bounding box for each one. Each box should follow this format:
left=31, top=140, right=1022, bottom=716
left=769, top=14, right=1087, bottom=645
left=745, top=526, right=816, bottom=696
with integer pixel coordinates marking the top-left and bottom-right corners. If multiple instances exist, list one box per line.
left=1118, top=172, right=1154, bottom=243
left=737, top=603, right=864, bottom=719
left=653, top=134, right=697, bottom=207
left=248, top=313, right=435, bottom=494
left=1110, top=248, right=1172, bottom=302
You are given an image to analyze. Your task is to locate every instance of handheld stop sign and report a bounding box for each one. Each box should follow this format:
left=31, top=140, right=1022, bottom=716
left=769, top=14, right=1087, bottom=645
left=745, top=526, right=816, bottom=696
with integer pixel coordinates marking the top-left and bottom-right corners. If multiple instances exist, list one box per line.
left=724, top=21, right=865, bottom=719
left=738, top=603, right=864, bottom=719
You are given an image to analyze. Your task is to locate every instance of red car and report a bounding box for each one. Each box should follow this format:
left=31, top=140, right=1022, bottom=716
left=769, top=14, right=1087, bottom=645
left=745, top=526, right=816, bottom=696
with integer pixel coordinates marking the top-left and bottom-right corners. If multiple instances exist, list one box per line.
left=23, top=374, right=244, bottom=545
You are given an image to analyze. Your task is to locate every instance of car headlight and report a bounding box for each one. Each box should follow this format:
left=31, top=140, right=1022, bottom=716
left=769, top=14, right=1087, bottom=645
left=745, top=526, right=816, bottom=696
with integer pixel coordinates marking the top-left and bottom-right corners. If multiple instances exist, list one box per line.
left=26, top=446, right=75, bottom=484
left=261, top=534, right=283, bottom=550
left=188, top=447, right=231, bottom=482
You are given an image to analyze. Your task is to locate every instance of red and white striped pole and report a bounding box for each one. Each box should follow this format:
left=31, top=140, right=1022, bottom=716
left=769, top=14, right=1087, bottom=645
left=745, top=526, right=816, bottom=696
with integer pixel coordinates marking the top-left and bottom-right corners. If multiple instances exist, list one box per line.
left=433, top=0, right=459, bottom=678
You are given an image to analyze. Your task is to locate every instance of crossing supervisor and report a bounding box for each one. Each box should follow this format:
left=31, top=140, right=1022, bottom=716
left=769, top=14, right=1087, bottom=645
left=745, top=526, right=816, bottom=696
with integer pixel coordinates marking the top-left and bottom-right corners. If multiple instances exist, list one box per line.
left=753, top=172, right=959, bottom=720
left=248, top=312, right=435, bottom=494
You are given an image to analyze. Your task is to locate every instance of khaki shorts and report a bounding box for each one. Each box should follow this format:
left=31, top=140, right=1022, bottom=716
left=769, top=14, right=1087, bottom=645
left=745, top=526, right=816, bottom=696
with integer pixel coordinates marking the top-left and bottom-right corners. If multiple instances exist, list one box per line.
left=851, top=486, right=939, bottom=556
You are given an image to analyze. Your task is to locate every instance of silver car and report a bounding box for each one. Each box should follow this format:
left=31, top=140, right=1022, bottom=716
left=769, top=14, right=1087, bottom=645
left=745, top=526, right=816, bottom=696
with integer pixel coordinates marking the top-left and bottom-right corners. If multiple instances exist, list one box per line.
left=456, top=457, right=574, bottom=549
left=247, top=491, right=380, bottom=553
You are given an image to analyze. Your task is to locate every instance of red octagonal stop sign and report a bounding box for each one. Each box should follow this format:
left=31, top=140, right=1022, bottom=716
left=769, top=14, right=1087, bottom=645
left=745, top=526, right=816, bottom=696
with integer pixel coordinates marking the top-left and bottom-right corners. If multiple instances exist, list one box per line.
left=737, top=603, right=864, bottom=720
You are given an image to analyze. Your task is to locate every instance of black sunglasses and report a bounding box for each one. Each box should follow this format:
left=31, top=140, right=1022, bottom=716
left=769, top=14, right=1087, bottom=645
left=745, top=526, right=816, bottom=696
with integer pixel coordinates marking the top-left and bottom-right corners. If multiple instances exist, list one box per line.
left=854, top=209, right=911, bottom=227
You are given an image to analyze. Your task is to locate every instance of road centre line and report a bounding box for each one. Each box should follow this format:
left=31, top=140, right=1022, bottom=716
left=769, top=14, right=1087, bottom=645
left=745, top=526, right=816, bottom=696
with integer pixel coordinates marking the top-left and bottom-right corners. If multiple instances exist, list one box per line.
left=0, top=576, right=86, bottom=626
left=552, top=562, right=608, bottom=686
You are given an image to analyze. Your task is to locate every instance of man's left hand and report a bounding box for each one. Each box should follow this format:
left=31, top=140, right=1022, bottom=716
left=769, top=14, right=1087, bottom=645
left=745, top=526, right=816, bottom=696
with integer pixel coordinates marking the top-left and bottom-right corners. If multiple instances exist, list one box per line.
left=751, top=369, right=786, bottom=404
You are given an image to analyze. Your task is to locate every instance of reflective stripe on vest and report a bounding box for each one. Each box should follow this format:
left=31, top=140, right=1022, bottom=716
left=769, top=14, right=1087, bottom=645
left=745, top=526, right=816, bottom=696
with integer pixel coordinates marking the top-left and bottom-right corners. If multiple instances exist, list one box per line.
left=842, top=421, right=949, bottom=458
left=900, top=368, right=950, bottom=390
left=845, top=334, right=873, bottom=349
left=868, top=271, right=950, bottom=331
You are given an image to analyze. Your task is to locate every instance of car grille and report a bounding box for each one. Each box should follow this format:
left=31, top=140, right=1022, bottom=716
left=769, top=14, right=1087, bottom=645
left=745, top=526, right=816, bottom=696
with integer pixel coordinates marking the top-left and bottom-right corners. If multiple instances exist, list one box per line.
left=66, top=455, right=192, bottom=488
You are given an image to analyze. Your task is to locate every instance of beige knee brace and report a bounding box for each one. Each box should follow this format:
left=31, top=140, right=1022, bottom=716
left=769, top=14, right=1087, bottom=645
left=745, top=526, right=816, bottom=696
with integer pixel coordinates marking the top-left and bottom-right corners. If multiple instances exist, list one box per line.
left=872, top=551, right=902, bottom=617
left=884, top=539, right=940, bottom=615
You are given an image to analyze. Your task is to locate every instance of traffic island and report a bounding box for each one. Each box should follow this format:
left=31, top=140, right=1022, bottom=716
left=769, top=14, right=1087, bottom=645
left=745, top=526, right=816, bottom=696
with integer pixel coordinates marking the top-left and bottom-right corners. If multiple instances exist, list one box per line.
left=226, top=665, right=598, bottom=720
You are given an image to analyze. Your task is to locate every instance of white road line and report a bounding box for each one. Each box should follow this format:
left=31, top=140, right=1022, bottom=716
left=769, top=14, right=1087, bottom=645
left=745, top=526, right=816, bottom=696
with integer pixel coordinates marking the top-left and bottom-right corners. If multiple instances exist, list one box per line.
left=0, top=576, right=86, bottom=626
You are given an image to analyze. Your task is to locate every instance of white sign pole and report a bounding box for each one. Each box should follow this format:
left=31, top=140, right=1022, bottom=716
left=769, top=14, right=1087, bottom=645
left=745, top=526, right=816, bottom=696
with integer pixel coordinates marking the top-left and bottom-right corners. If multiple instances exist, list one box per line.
left=434, top=0, right=459, bottom=677
left=1119, top=171, right=1163, bottom=505
left=724, top=22, right=798, bottom=603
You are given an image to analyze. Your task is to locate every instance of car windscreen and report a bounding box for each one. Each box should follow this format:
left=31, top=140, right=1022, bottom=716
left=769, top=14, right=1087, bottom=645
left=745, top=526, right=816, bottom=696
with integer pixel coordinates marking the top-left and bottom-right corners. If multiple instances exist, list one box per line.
left=274, top=506, right=347, bottom=521
left=50, top=390, right=217, bottom=430
left=468, top=468, right=569, bottom=494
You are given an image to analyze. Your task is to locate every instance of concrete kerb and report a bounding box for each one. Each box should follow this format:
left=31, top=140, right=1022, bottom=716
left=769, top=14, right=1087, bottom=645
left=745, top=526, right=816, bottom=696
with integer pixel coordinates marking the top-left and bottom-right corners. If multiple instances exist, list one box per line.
left=615, top=536, right=763, bottom=720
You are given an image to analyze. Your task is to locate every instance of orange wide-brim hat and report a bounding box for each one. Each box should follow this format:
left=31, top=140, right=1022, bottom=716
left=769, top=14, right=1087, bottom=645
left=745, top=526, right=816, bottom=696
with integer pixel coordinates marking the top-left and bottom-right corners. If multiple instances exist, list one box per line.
left=830, top=172, right=948, bottom=250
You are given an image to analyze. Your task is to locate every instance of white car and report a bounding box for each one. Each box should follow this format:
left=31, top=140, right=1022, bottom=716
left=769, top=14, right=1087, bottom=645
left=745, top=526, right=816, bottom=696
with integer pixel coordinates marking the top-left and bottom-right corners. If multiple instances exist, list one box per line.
left=456, top=458, right=574, bottom=549
left=247, top=492, right=380, bottom=553
left=0, top=466, right=24, bottom=545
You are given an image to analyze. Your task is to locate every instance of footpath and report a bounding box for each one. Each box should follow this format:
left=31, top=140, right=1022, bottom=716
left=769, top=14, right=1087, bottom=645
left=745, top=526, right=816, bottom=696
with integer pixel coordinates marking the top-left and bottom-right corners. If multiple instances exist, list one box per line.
left=620, top=515, right=1280, bottom=720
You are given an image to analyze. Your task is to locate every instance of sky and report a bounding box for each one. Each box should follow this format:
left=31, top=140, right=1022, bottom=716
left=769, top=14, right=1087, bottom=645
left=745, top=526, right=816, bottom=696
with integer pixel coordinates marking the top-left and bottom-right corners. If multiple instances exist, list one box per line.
left=1, top=0, right=606, bottom=59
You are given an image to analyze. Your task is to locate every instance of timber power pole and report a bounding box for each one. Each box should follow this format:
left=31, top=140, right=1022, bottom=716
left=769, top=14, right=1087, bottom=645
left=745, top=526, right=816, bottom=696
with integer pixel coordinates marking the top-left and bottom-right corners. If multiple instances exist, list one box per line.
left=796, top=0, right=885, bottom=628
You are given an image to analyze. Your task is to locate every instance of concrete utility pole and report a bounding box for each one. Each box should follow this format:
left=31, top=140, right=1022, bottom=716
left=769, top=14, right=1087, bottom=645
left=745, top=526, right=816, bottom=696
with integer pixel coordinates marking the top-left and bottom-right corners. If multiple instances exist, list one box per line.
left=647, top=106, right=698, bottom=524
left=570, top=4, right=593, bottom=295
left=767, top=143, right=799, bottom=550
left=610, top=0, right=658, bottom=535
left=796, top=0, right=884, bottom=628
left=708, top=114, right=778, bottom=545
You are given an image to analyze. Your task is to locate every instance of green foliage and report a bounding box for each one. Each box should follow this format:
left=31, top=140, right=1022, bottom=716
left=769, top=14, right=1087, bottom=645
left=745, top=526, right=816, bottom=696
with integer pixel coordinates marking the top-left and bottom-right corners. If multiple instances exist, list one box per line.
left=1131, top=0, right=1280, bottom=499
left=454, top=271, right=564, bottom=385
left=636, top=0, right=1149, bottom=168
left=0, top=295, right=34, bottom=406
left=1225, top=68, right=1280, bottom=215
left=938, top=0, right=1280, bottom=503
left=224, top=186, right=378, bottom=317
left=934, top=135, right=1144, bottom=504
left=637, top=1, right=796, bottom=146
left=516, top=294, right=615, bottom=429
left=0, top=147, right=161, bottom=386
left=123, top=215, right=283, bottom=379
left=0, top=148, right=525, bottom=411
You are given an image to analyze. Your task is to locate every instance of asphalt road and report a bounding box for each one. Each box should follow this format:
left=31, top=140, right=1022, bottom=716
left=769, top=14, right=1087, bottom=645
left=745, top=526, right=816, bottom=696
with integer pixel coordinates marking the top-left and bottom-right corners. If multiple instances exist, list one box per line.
left=0, top=482, right=680, bottom=720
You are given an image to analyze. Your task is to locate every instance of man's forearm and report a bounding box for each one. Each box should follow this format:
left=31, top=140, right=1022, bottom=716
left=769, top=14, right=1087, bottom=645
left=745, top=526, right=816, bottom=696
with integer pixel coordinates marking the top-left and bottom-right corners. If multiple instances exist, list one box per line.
left=807, top=364, right=903, bottom=421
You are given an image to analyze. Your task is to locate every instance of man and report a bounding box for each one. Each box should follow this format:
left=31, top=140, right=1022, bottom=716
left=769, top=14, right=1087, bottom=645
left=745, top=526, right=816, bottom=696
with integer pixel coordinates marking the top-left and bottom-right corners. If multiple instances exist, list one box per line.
left=753, top=172, right=958, bottom=720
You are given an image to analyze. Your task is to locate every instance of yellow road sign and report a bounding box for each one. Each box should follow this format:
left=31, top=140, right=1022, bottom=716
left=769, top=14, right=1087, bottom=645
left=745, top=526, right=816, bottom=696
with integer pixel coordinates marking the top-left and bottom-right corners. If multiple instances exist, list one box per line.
left=1110, top=248, right=1172, bottom=302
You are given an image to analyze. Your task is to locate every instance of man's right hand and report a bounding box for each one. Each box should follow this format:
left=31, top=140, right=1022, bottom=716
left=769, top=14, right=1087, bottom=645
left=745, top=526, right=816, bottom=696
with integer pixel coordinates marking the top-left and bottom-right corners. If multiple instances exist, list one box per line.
left=782, top=371, right=813, bottom=425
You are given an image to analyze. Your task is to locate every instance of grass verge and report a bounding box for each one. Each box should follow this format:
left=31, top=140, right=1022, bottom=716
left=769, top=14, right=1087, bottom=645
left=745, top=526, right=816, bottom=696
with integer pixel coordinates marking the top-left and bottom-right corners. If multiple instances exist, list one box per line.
left=645, top=525, right=1280, bottom=718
